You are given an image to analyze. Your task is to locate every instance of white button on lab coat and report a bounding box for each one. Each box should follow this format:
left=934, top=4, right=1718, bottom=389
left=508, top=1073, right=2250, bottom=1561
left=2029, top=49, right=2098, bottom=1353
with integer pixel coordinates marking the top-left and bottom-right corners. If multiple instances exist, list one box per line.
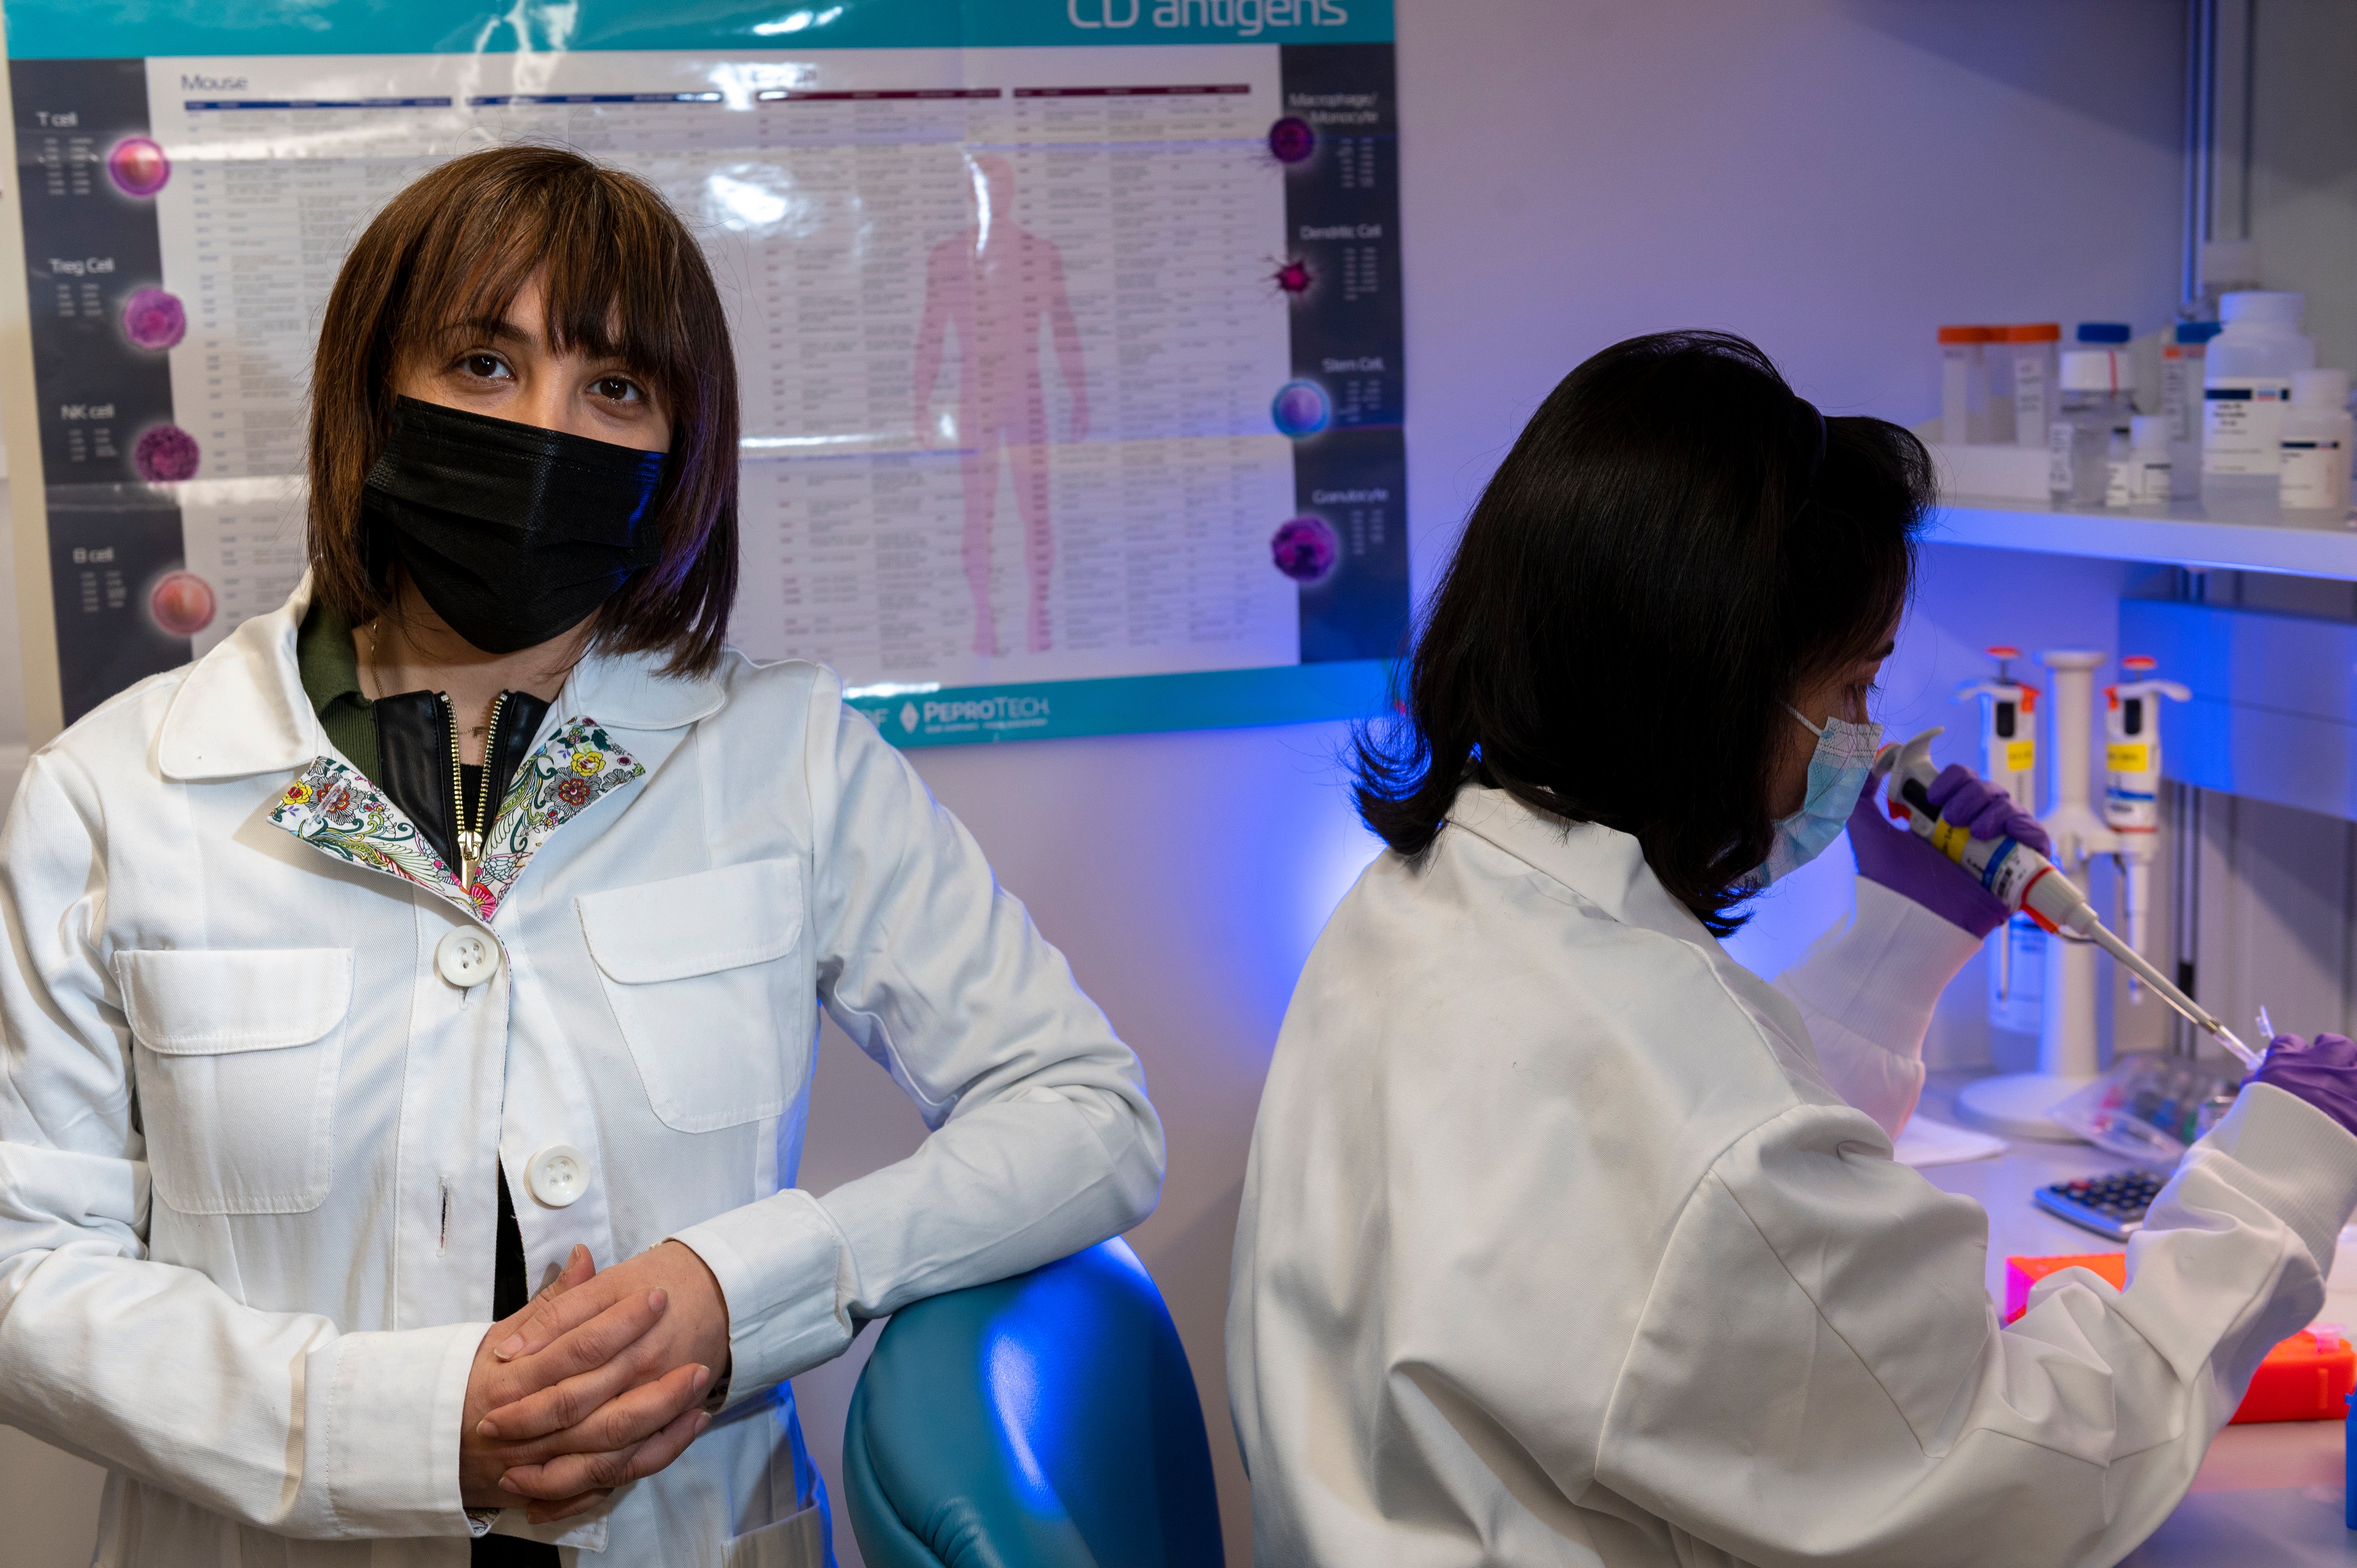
left=0, top=580, right=1164, bottom=1565
left=1228, top=785, right=2357, bottom=1568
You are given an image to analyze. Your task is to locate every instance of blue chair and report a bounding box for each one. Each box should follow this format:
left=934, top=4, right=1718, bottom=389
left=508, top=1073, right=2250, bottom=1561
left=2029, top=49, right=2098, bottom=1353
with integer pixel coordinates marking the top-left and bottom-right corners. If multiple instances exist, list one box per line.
left=841, top=1239, right=1225, bottom=1568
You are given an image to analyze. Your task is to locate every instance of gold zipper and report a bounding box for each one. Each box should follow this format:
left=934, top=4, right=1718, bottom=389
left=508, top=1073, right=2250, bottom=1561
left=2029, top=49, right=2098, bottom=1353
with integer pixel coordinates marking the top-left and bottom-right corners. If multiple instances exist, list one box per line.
left=443, top=691, right=508, bottom=886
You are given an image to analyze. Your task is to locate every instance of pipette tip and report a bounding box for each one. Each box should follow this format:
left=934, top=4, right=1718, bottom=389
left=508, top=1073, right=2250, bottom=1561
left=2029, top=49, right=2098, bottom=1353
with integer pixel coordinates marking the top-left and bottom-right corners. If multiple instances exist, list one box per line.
left=2213, top=1024, right=2263, bottom=1073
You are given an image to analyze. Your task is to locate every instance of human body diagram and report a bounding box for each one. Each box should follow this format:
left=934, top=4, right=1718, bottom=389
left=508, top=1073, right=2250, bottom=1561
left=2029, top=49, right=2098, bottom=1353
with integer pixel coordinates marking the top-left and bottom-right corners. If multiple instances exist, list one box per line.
left=913, top=155, right=1090, bottom=657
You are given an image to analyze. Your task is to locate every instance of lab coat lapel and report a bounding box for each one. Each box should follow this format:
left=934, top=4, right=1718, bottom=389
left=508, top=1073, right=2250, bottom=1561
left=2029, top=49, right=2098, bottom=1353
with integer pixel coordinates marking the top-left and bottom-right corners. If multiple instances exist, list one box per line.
left=161, top=579, right=716, bottom=924
left=156, top=576, right=321, bottom=783
left=1445, top=785, right=1832, bottom=1082
left=1445, top=785, right=1709, bottom=945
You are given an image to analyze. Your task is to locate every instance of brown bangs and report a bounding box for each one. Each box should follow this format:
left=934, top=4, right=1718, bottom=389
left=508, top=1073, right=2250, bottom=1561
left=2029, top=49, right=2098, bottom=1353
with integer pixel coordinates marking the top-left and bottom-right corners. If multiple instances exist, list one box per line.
left=307, top=143, right=739, bottom=675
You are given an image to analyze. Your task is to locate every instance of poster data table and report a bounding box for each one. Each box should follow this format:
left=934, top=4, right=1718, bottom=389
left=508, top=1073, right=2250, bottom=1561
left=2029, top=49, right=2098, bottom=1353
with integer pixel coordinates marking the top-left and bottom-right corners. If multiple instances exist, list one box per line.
left=6, top=0, right=1405, bottom=740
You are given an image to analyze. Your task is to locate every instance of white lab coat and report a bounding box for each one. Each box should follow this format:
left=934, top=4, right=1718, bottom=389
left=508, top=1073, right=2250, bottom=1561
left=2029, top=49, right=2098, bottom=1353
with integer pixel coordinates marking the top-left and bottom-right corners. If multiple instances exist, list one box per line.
left=1228, top=785, right=2357, bottom=1568
left=0, top=581, right=1164, bottom=1566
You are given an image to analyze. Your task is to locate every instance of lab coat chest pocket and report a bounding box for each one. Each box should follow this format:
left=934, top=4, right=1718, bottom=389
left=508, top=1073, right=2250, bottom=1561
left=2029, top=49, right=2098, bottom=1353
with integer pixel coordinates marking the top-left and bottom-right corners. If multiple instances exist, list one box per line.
left=576, top=858, right=811, bottom=1134
left=114, top=948, right=355, bottom=1216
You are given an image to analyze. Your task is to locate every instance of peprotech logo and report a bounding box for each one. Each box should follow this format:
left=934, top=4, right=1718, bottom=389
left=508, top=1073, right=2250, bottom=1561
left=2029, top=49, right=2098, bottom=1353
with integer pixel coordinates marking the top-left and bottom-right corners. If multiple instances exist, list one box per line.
left=920, top=694, right=1052, bottom=728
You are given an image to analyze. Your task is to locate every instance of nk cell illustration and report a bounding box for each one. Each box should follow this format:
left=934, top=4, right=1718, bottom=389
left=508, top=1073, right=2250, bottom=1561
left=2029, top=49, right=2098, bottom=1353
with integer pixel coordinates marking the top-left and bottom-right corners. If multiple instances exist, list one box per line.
left=1271, top=380, right=1331, bottom=438
left=122, top=288, right=186, bottom=351
left=133, top=424, right=201, bottom=482
left=1270, top=515, right=1339, bottom=583
left=108, top=137, right=170, bottom=198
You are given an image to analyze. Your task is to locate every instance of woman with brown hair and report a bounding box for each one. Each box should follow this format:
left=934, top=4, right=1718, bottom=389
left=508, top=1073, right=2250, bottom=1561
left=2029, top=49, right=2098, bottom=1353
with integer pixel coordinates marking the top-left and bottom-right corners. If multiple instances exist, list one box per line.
left=0, top=145, right=1164, bottom=1567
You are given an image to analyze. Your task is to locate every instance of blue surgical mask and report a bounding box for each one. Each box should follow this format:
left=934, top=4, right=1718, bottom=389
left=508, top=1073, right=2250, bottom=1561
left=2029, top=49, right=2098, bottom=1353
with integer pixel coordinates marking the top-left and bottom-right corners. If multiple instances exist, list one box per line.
left=1753, top=705, right=1883, bottom=886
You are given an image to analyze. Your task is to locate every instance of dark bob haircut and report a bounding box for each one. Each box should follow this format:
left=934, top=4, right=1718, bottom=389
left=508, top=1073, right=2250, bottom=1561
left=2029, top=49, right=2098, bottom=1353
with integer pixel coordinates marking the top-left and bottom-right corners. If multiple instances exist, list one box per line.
left=1356, top=330, right=1931, bottom=936
left=307, top=144, right=738, bottom=675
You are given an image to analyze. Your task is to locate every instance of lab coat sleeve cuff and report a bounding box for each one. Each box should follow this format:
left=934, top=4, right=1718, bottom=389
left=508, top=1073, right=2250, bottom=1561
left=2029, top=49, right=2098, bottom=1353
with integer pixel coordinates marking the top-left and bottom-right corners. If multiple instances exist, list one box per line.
left=310, top=1319, right=486, bottom=1537
left=2193, top=1081, right=2357, bottom=1272
left=671, top=1189, right=855, bottom=1405
left=1777, top=879, right=1982, bottom=1061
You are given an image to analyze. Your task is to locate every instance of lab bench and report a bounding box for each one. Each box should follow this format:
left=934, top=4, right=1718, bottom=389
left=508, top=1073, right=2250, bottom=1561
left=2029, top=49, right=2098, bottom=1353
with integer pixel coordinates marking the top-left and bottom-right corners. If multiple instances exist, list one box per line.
left=1919, top=1074, right=2357, bottom=1564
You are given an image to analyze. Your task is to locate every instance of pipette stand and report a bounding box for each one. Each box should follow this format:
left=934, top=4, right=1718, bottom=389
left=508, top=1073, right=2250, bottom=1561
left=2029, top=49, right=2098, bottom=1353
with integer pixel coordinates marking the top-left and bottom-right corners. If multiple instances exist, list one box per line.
left=1958, top=649, right=2117, bottom=1141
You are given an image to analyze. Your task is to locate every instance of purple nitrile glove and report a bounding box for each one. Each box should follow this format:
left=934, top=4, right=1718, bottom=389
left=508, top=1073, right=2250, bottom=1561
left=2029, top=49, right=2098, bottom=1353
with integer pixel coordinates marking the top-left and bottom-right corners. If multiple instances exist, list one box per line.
left=1924, top=765, right=2053, bottom=857
left=1846, top=764, right=2046, bottom=939
left=2250, top=1031, right=2357, bottom=1140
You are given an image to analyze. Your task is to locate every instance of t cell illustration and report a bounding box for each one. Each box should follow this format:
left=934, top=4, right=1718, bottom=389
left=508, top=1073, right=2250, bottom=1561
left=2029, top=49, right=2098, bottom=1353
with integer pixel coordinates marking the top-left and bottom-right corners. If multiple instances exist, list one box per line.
left=122, top=288, right=186, bottom=351
left=134, top=424, right=200, bottom=483
left=149, top=571, right=217, bottom=637
left=1269, top=256, right=1313, bottom=298
left=1270, top=516, right=1339, bottom=583
left=1271, top=380, right=1331, bottom=438
left=108, top=137, right=170, bottom=198
left=1267, top=117, right=1315, bottom=165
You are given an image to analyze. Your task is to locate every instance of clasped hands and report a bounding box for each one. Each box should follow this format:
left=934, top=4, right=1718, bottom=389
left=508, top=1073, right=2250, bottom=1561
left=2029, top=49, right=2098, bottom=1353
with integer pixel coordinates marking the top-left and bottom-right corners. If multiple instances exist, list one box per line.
left=459, top=1239, right=733, bottom=1524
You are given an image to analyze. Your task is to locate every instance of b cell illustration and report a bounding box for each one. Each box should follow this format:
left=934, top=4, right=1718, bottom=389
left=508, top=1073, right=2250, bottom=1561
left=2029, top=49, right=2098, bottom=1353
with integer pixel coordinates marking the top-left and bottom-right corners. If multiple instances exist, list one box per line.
left=122, top=288, right=186, bottom=351
left=108, top=137, right=170, bottom=198
left=1270, top=515, right=1339, bottom=583
left=1267, top=117, right=1315, bottom=164
left=1271, top=380, right=1331, bottom=438
left=134, top=424, right=200, bottom=483
left=149, top=571, right=217, bottom=637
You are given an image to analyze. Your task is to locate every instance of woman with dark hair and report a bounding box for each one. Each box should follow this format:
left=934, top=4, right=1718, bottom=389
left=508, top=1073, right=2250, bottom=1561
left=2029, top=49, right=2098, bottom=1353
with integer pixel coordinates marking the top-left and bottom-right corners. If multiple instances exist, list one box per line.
left=1228, top=332, right=2357, bottom=1566
left=0, top=146, right=1163, bottom=1567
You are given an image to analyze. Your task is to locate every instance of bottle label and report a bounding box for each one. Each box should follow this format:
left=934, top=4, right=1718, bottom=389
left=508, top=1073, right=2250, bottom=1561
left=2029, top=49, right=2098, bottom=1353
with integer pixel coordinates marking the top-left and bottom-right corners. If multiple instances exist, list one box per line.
left=2281, top=437, right=2349, bottom=510
left=2048, top=419, right=2075, bottom=493
left=2203, top=377, right=2294, bottom=474
left=2134, top=457, right=2173, bottom=503
left=2104, top=454, right=2134, bottom=506
left=2161, top=357, right=2194, bottom=442
left=2012, top=355, right=2050, bottom=449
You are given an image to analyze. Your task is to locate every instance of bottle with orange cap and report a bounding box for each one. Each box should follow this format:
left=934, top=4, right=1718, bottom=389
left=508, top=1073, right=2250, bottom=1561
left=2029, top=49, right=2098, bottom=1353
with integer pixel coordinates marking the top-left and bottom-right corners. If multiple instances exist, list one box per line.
left=1938, top=325, right=1995, bottom=444
left=2104, top=655, right=2189, bottom=1004
left=1998, top=323, right=2062, bottom=450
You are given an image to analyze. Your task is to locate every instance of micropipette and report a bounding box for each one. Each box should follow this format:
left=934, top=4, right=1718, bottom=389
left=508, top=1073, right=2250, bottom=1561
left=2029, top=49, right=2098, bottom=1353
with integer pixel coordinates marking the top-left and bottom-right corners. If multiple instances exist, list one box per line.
left=1880, top=729, right=2263, bottom=1070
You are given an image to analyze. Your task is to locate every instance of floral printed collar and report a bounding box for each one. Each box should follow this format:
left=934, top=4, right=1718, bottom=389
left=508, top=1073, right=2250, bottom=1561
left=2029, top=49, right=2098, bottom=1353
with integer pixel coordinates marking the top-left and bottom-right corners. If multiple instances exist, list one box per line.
left=270, top=717, right=643, bottom=923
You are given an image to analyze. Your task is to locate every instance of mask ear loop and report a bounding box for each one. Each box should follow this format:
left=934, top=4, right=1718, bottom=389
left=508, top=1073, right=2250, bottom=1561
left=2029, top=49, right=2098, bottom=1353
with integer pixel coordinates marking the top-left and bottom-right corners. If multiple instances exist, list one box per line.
left=1785, top=703, right=1826, bottom=737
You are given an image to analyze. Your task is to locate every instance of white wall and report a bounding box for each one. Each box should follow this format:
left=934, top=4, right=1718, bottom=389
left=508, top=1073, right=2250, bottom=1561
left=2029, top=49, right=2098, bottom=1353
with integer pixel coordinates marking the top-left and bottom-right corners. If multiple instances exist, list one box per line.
left=0, top=4, right=2194, bottom=1566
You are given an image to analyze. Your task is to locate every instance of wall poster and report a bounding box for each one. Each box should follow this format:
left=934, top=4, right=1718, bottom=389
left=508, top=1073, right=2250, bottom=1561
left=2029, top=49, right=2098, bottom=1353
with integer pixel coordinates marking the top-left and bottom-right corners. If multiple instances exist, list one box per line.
left=0, top=0, right=1404, bottom=744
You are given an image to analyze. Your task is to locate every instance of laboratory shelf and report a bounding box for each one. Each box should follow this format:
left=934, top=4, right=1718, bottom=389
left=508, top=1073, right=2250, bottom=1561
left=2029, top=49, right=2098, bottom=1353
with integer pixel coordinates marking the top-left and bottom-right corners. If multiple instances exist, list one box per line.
left=1929, top=497, right=2357, bottom=582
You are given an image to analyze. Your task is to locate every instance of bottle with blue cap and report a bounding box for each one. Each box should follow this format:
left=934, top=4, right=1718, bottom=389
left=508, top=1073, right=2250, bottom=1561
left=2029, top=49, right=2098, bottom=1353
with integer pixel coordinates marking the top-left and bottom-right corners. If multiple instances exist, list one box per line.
left=2048, top=325, right=2135, bottom=506
left=2162, top=321, right=2221, bottom=446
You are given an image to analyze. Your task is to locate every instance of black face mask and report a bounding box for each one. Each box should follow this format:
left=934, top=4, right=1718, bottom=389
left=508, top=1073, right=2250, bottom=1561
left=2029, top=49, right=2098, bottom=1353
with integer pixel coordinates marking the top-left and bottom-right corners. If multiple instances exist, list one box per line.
left=362, top=397, right=669, bottom=654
